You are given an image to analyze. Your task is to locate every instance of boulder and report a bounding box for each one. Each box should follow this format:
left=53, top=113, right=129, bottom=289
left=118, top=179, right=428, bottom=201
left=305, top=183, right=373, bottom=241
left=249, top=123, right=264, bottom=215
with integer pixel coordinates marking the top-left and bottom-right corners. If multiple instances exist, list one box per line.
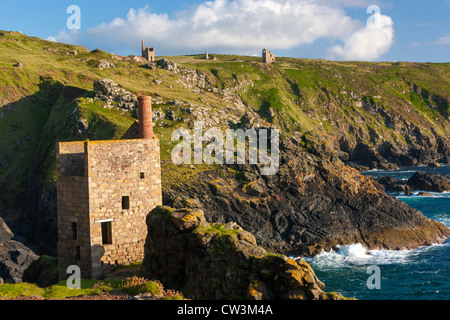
left=417, top=192, right=434, bottom=197
left=0, top=218, right=40, bottom=284
left=156, top=58, right=179, bottom=72
left=0, top=217, right=14, bottom=243
left=375, top=176, right=408, bottom=192
left=0, top=240, right=38, bottom=284
left=142, top=206, right=346, bottom=300
left=170, top=208, right=208, bottom=231
left=97, top=59, right=115, bottom=70
left=407, top=171, right=450, bottom=192
left=93, top=79, right=137, bottom=110
left=142, top=63, right=157, bottom=70
left=242, top=180, right=266, bottom=196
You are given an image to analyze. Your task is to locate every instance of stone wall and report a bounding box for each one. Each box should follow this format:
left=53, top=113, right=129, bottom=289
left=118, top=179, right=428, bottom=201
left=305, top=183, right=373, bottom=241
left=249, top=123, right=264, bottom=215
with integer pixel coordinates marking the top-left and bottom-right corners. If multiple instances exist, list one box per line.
left=56, top=141, right=85, bottom=177
left=57, top=138, right=162, bottom=280
left=86, top=138, right=162, bottom=278
left=262, top=49, right=275, bottom=64
left=56, top=176, right=91, bottom=279
left=142, top=41, right=155, bottom=62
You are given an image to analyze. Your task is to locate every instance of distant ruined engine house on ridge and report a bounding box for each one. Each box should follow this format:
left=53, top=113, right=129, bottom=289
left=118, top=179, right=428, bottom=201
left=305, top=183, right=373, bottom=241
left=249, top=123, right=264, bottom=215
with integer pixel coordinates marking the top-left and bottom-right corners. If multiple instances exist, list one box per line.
left=56, top=95, right=162, bottom=280
left=262, top=49, right=276, bottom=64
left=141, top=40, right=155, bottom=62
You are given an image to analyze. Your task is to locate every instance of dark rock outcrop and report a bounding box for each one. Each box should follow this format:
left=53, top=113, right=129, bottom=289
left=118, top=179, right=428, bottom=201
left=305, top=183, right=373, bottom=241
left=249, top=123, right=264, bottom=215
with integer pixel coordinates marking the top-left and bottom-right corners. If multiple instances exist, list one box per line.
left=22, top=255, right=58, bottom=287
left=349, top=142, right=398, bottom=170
left=0, top=241, right=38, bottom=284
left=164, top=133, right=450, bottom=257
left=0, top=217, right=39, bottom=284
left=0, top=217, right=14, bottom=243
left=142, top=206, right=345, bottom=300
left=407, top=171, right=450, bottom=193
left=376, top=171, right=450, bottom=194
left=375, top=176, right=409, bottom=193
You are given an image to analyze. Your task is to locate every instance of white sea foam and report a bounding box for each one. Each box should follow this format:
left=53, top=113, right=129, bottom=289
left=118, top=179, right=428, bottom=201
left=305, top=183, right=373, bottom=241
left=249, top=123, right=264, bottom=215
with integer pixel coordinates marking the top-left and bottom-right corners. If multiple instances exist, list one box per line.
left=395, top=170, right=418, bottom=173
left=300, top=242, right=448, bottom=270
left=396, top=190, right=450, bottom=198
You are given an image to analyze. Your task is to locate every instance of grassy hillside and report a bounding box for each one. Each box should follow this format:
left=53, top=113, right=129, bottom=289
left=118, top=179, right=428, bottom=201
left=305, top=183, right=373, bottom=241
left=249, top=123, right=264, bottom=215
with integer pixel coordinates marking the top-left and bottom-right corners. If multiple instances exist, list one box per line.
left=169, top=54, right=449, bottom=134
left=0, top=29, right=448, bottom=245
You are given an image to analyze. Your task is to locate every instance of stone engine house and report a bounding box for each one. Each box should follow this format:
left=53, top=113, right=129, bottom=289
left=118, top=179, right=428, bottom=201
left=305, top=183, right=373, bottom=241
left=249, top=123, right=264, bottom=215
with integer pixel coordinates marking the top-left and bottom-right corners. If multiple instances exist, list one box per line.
left=141, top=40, right=155, bottom=62
left=262, top=49, right=276, bottom=64
left=56, top=96, right=162, bottom=280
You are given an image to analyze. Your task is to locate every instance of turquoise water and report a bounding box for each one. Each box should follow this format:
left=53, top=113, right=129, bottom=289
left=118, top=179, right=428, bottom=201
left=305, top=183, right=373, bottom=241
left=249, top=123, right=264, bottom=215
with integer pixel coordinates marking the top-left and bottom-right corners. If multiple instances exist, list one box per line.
left=302, top=165, right=450, bottom=300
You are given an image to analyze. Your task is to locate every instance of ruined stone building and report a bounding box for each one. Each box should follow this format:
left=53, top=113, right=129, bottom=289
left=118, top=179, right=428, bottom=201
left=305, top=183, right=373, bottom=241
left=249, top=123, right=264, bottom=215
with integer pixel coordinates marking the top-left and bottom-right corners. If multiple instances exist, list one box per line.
left=56, top=96, right=162, bottom=280
left=262, top=49, right=276, bottom=64
left=141, top=41, right=155, bottom=62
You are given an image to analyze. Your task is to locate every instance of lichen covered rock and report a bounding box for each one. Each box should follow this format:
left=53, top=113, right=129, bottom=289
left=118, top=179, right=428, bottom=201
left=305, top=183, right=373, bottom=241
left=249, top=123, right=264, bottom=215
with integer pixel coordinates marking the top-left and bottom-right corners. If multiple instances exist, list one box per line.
left=142, top=206, right=343, bottom=300
left=93, top=78, right=137, bottom=110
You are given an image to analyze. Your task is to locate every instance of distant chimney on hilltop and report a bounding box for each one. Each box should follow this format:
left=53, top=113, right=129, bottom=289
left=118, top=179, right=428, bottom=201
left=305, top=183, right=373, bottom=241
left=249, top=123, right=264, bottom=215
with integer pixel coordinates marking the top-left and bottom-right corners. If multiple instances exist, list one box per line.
left=141, top=41, right=155, bottom=62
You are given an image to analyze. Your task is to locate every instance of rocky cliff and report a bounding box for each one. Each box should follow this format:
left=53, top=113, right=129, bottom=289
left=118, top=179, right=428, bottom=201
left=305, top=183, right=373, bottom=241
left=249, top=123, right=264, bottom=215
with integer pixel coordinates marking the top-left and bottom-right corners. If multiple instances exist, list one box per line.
left=164, top=132, right=450, bottom=257
left=0, top=30, right=448, bottom=257
left=142, top=206, right=345, bottom=300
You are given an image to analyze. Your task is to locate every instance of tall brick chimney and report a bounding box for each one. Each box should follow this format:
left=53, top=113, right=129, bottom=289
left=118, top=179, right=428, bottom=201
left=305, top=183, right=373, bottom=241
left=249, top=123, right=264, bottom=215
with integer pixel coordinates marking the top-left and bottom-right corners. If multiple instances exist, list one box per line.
left=138, top=96, right=154, bottom=139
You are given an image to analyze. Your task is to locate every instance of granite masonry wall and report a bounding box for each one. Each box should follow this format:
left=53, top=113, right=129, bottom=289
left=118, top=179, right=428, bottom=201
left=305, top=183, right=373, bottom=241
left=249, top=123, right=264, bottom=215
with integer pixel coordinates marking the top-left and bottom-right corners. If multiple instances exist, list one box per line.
left=57, top=142, right=91, bottom=279
left=57, top=138, right=162, bottom=280
left=142, top=40, right=155, bottom=62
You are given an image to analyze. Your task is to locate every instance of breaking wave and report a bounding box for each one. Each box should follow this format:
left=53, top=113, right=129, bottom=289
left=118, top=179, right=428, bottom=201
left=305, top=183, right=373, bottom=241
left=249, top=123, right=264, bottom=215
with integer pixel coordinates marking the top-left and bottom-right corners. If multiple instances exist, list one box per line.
left=301, top=242, right=449, bottom=270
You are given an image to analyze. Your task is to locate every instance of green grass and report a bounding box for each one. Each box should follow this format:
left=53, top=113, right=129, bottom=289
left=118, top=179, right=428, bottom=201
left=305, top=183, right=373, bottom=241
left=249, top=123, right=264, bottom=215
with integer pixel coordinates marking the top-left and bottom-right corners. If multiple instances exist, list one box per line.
left=198, top=223, right=241, bottom=238
left=0, top=29, right=449, bottom=217
left=0, top=276, right=182, bottom=300
left=78, top=98, right=135, bottom=140
left=0, top=280, right=102, bottom=299
left=0, top=78, right=61, bottom=193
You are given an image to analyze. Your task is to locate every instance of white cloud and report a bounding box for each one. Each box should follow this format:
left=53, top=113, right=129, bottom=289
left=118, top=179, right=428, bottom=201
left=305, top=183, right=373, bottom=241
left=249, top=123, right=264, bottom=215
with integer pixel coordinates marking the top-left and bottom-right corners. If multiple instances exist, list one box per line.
left=435, top=33, right=450, bottom=45
left=408, top=32, right=450, bottom=48
left=327, top=13, right=394, bottom=61
left=49, top=0, right=394, bottom=61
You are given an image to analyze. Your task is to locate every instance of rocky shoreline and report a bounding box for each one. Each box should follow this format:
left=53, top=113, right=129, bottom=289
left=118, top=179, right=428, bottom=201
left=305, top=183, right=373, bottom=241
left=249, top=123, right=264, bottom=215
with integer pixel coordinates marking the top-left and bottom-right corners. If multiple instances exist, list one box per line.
left=142, top=206, right=348, bottom=300
left=164, top=132, right=450, bottom=257
left=375, top=171, right=450, bottom=195
left=0, top=32, right=448, bottom=300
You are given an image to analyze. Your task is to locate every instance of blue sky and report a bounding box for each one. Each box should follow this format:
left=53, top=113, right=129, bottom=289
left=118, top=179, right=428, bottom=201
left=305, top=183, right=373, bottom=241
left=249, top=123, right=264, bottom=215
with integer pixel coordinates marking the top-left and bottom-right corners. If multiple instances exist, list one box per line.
left=0, top=0, right=448, bottom=62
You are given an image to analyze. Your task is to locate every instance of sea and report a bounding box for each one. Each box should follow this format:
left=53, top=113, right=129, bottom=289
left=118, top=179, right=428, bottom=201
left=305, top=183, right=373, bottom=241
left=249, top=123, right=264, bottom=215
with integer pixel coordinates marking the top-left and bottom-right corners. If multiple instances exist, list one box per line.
left=300, top=164, right=450, bottom=300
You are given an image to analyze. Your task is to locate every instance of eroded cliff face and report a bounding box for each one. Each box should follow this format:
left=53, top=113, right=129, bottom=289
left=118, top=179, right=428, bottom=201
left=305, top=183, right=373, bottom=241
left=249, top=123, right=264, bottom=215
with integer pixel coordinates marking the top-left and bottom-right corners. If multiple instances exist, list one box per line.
left=319, top=90, right=450, bottom=170
left=0, top=30, right=448, bottom=258
left=142, top=206, right=346, bottom=300
left=164, top=132, right=450, bottom=257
